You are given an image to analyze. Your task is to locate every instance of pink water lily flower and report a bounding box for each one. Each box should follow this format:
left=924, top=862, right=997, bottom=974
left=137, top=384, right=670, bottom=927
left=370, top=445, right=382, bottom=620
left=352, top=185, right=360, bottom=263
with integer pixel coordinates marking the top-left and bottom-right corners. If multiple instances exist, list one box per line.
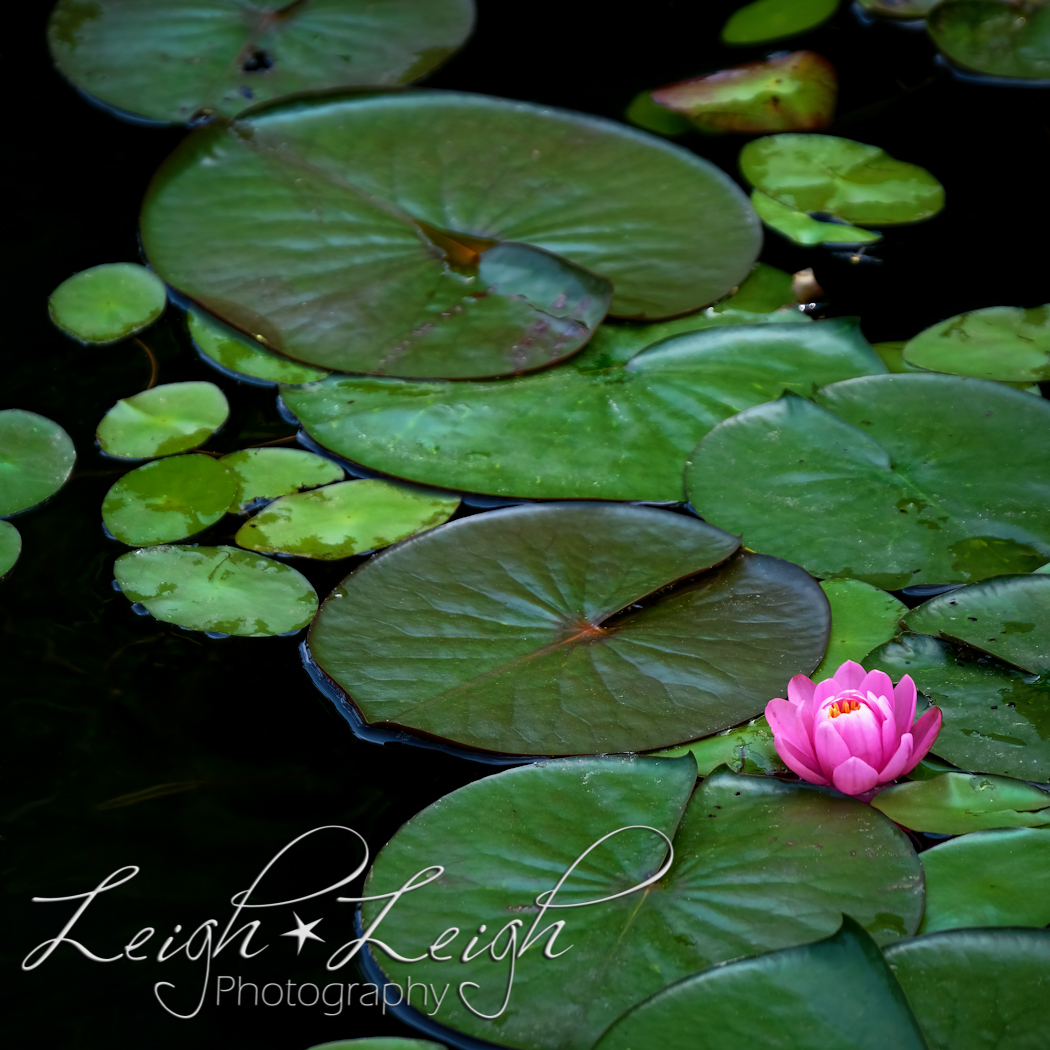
left=765, top=660, right=942, bottom=797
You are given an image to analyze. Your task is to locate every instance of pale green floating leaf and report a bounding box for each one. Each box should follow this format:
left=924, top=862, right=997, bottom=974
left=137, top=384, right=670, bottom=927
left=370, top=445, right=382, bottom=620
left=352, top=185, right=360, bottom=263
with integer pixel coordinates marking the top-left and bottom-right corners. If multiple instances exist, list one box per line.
left=814, top=578, right=907, bottom=678
left=624, top=90, right=694, bottom=135
left=917, top=828, right=1050, bottom=933
left=114, top=544, right=317, bottom=636
left=188, top=307, right=329, bottom=387
left=873, top=772, right=1050, bottom=834
left=0, top=409, right=76, bottom=517
left=0, top=520, right=21, bottom=577
left=928, top=0, right=1050, bottom=81
left=650, top=716, right=787, bottom=775
left=722, top=0, right=840, bottom=45
left=102, top=454, right=236, bottom=546
left=48, top=262, right=166, bottom=345
left=741, top=134, right=945, bottom=226
left=872, top=340, right=926, bottom=374
left=235, top=478, right=460, bottom=559
left=752, top=189, right=882, bottom=246
left=97, top=381, right=229, bottom=459
left=220, top=448, right=345, bottom=513
left=903, top=304, right=1050, bottom=383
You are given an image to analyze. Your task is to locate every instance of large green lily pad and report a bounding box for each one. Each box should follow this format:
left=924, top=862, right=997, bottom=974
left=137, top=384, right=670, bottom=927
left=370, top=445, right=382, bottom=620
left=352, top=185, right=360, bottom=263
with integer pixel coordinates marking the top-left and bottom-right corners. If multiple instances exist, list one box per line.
left=905, top=575, right=1050, bottom=675
left=884, top=928, right=1050, bottom=1050
left=48, top=0, right=476, bottom=125
left=220, top=447, right=345, bottom=512
left=102, top=455, right=237, bottom=546
left=0, top=520, right=21, bottom=577
left=866, top=633, right=1050, bottom=781
left=928, top=0, right=1050, bottom=81
left=722, top=0, right=839, bottom=45
left=0, top=410, right=77, bottom=517
left=309, top=503, right=830, bottom=755
left=140, top=91, right=761, bottom=378
left=97, top=381, right=229, bottom=459
left=916, top=828, right=1050, bottom=933
left=284, top=319, right=883, bottom=502
left=814, top=579, right=907, bottom=678
left=114, top=544, right=317, bottom=636
left=235, top=478, right=459, bottom=559
left=741, top=133, right=945, bottom=226
left=594, top=917, right=926, bottom=1050
left=48, top=262, right=167, bottom=344
left=752, top=189, right=883, bottom=247
left=903, top=304, right=1050, bottom=383
left=872, top=772, right=1050, bottom=834
left=361, top=760, right=922, bottom=1050
left=686, top=375, right=1050, bottom=588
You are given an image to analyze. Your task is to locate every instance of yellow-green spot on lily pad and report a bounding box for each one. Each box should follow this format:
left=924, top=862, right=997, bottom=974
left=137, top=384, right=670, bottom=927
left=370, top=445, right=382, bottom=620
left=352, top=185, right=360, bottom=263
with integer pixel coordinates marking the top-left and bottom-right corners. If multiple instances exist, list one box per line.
left=235, top=479, right=460, bottom=560
left=188, top=307, right=330, bottom=387
left=220, top=448, right=345, bottom=513
left=0, top=409, right=76, bottom=517
left=114, top=544, right=317, bottom=637
left=722, top=0, right=839, bottom=45
left=741, top=134, right=945, bottom=226
left=650, top=716, right=786, bottom=775
left=48, top=263, right=166, bottom=344
left=928, top=0, right=1050, bottom=81
left=102, top=454, right=236, bottom=546
left=815, top=579, right=906, bottom=678
left=97, top=381, right=229, bottom=459
left=0, top=520, right=21, bottom=577
left=751, top=189, right=882, bottom=247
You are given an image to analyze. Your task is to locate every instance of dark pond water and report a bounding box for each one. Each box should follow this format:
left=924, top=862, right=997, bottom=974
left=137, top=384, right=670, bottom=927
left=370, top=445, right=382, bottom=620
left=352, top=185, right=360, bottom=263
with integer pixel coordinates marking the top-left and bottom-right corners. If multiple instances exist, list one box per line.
left=4, top=0, right=1048, bottom=1046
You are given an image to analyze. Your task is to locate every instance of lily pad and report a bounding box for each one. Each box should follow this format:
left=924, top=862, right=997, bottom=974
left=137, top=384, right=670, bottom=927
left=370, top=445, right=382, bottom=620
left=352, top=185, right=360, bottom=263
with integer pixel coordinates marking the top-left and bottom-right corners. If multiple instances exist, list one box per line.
left=651, top=716, right=787, bottom=775
left=102, top=454, right=237, bottom=546
left=48, top=263, right=167, bottom=344
left=916, top=828, right=1050, bottom=932
left=308, top=1042, right=446, bottom=1050
left=741, top=134, right=945, bottom=226
left=593, top=917, right=926, bottom=1050
left=650, top=51, right=837, bottom=134
left=0, top=520, right=21, bottom=577
left=97, top=381, right=229, bottom=459
left=114, top=544, right=317, bottom=636
left=220, top=448, right=345, bottom=512
left=752, top=189, right=883, bottom=246
left=686, top=374, right=1050, bottom=589
left=884, top=928, right=1050, bottom=1050
left=140, top=91, right=761, bottom=378
left=865, top=633, right=1050, bottom=781
left=722, top=0, right=839, bottom=45
left=235, top=478, right=459, bottom=559
left=48, top=0, right=476, bottom=124
left=872, top=772, right=1050, bottom=834
left=361, top=760, right=922, bottom=1050
left=189, top=307, right=329, bottom=387
left=814, top=579, right=907, bottom=678
left=905, top=575, right=1050, bottom=675
left=0, top=409, right=77, bottom=517
left=283, top=318, right=884, bottom=502
left=873, top=340, right=925, bottom=374
left=624, top=91, right=694, bottom=135
left=902, top=304, right=1050, bottom=383
left=928, top=0, right=1050, bottom=81
left=309, top=503, right=830, bottom=755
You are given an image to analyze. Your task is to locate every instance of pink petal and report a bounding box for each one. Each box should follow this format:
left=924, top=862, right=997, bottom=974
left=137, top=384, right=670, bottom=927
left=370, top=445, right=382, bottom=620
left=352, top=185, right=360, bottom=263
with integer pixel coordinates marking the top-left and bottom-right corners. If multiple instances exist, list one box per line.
left=831, top=705, right=883, bottom=770
left=831, top=660, right=866, bottom=692
left=832, top=756, right=881, bottom=796
left=880, top=708, right=901, bottom=768
left=868, top=692, right=893, bottom=725
left=765, top=698, right=818, bottom=765
left=860, top=669, right=894, bottom=708
left=814, top=718, right=853, bottom=781
left=813, top=678, right=842, bottom=706
left=787, top=674, right=817, bottom=709
left=908, top=707, right=943, bottom=765
left=893, top=674, right=918, bottom=739
left=877, top=733, right=915, bottom=783
left=777, top=737, right=831, bottom=786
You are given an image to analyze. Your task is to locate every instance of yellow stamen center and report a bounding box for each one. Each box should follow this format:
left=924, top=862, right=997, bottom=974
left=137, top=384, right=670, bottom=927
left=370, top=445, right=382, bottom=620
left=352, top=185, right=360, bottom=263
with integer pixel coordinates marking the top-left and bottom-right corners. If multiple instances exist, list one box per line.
left=828, top=699, right=862, bottom=719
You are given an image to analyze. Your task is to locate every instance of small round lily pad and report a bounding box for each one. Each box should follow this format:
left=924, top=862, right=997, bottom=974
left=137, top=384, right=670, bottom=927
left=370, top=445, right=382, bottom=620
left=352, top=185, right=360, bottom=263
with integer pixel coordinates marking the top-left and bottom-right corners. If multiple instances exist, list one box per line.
left=97, top=381, right=229, bottom=459
left=0, top=520, right=21, bottom=577
left=48, top=263, right=166, bottom=344
left=220, top=448, right=345, bottom=513
left=235, top=479, right=460, bottom=559
left=114, top=544, right=317, bottom=636
left=0, top=409, right=77, bottom=517
left=722, top=0, right=839, bottom=45
left=102, top=454, right=237, bottom=546
left=928, top=0, right=1050, bottom=81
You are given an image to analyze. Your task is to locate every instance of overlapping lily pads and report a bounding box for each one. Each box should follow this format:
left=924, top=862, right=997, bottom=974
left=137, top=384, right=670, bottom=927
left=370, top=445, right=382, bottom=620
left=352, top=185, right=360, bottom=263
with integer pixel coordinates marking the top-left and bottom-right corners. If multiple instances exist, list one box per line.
left=361, top=759, right=922, bottom=1050
left=140, top=91, right=761, bottom=378
left=0, top=521, right=21, bottom=578
left=814, top=579, right=906, bottom=677
left=903, top=304, right=1050, bottom=382
left=652, top=716, right=786, bottom=775
left=722, top=0, right=839, bottom=45
left=102, top=455, right=237, bottom=546
left=114, top=544, right=317, bottom=636
left=220, top=448, right=345, bottom=512
left=686, top=374, right=1050, bottom=588
left=928, top=0, right=1050, bottom=81
left=235, top=478, right=459, bottom=559
left=284, top=319, right=884, bottom=502
left=0, top=410, right=76, bottom=517
left=97, top=381, right=229, bottom=459
left=48, top=0, right=476, bottom=124
left=48, top=263, right=167, bottom=344
left=752, top=189, right=883, bottom=246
